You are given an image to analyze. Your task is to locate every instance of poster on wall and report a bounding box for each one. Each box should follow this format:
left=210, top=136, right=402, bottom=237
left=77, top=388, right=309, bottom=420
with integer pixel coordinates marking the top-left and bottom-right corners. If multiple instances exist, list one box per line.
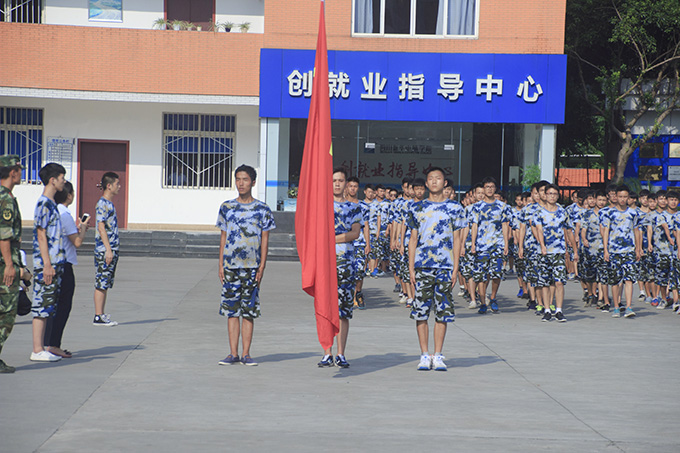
left=89, top=0, right=123, bottom=22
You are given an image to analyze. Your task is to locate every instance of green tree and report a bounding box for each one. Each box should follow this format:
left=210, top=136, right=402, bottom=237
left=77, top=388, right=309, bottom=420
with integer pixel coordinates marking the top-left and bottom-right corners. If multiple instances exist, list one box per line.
left=566, top=0, right=680, bottom=182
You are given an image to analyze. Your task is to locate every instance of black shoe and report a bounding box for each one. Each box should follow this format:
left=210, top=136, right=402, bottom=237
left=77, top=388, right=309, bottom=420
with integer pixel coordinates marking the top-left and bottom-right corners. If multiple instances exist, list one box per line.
left=356, top=292, right=366, bottom=310
left=600, top=304, right=610, bottom=312
left=542, top=311, right=552, bottom=322
left=335, top=354, right=350, bottom=368
left=0, top=359, right=15, bottom=374
left=527, top=300, right=537, bottom=310
left=555, top=311, right=567, bottom=322
left=317, top=355, right=334, bottom=367
left=535, top=306, right=545, bottom=316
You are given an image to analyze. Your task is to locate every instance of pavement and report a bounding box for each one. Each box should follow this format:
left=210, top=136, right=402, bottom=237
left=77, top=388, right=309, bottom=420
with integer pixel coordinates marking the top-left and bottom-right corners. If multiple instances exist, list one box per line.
left=1, top=257, right=679, bottom=453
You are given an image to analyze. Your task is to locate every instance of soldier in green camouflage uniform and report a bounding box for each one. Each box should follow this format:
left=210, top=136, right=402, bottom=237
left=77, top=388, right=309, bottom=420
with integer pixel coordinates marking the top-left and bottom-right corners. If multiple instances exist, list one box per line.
left=0, top=155, right=23, bottom=373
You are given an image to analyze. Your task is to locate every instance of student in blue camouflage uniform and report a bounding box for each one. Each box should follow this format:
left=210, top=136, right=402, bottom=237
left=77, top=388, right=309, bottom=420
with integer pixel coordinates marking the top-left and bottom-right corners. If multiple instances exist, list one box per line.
left=30, top=163, right=66, bottom=362
left=346, top=176, right=369, bottom=309
left=364, top=184, right=381, bottom=275
left=647, top=191, right=674, bottom=308
left=93, top=172, right=121, bottom=327
left=665, top=192, right=680, bottom=311
left=408, top=167, right=466, bottom=372
left=398, top=180, right=416, bottom=307
left=580, top=190, right=608, bottom=307
left=387, top=188, right=403, bottom=292
left=216, top=165, right=275, bottom=366
left=671, top=197, right=680, bottom=313
left=511, top=193, right=528, bottom=300
left=375, top=184, right=391, bottom=276
left=601, top=185, right=642, bottom=318
left=460, top=183, right=483, bottom=309
left=533, top=184, right=576, bottom=322
left=635, top=190, right=653, bottom=303
left=0, top=156, right=23, bottom=373
left=470, top=177, right=510, bottom=314
left=518, top=181, right=550, bottom=313
left=318, top=168, right=362, bottom=369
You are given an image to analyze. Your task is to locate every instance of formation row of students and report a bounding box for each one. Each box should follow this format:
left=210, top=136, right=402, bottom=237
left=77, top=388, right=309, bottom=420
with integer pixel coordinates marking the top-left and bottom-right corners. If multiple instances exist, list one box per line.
left=0, top=157, right=122, bottom=373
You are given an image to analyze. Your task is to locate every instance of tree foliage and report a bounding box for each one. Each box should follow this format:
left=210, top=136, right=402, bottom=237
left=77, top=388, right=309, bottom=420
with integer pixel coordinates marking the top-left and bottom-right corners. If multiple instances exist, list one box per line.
left=565, top=0, right=680, bottom=182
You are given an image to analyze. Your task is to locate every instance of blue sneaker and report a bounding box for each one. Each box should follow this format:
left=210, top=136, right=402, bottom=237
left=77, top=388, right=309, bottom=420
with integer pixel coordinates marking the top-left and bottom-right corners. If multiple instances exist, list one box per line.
left=489, top=299, right=499, bottom=313
left=517, top=288, right=524, bottom=298
left=218, top=354, right=240, bottom=365
left=240, top=355, right=258, bottom=366
left=478, top=304, right=488, bottom=314
left=335, top=354, right=350, bottom=368
left=317, top=355, right=334, bottom=367
left=370, top=269, right=379, bottom=278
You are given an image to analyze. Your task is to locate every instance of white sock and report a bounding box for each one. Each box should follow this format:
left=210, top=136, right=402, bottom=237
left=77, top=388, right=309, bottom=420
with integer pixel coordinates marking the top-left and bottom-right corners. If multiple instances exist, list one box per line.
left=556, top=308, right=562, bottom=313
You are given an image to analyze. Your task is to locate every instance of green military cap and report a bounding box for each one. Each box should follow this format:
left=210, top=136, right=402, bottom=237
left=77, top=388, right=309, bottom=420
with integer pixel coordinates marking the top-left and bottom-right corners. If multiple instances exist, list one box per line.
left=0, top=155, right=22, bottom=168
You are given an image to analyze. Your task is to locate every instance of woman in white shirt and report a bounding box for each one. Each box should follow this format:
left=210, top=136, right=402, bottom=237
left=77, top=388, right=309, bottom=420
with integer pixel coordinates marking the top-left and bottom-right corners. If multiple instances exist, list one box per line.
left=45, top=181, right=88, bottom=358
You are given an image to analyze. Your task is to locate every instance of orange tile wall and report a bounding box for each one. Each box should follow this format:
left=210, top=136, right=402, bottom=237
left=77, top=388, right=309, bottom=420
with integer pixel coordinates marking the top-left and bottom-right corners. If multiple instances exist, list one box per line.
left=0, top=0, right=565, bottom=96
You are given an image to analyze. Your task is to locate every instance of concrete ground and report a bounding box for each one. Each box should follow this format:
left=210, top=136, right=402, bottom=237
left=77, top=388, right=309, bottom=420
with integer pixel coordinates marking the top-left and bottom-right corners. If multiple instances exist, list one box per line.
left=1, top=257, right=679, bottom=453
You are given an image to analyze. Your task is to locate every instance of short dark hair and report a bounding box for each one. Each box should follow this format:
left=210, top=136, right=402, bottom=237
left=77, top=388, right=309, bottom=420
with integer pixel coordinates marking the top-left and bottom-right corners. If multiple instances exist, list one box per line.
left=629, top=192, right=639, bottom=200
left=55, top=181, right=74, bottom=204
left=235, top=164, right=257, bottom=182
left=657, top=189, right=668, bottom=197
left=521, top=192, right=531, bottom=200
left=577, top=188, right=589, bottom=199
left=101, top=172, right=119, bottom=191
left=389, top=188, right=398, bottom=194
left=473, top=182, right=484, bottom=190
left=667, top=191, right=680, bottom=200
left=616, top=184, right=631, bottom=195
left=347, top=176, right=360, bottom=184
left=595, top=190, right=606, bottom=198
left=0, top=165, right=18, bottom=180
left=364, top=183, right=375, bottom=191
left=425, top=167, right=446, bottom=178
left=401, top=177, right=412, bottom=185
left=444, top=178, right=454, bottom=188
left=39, top=163, right=66, bottom=186
left=536, top=180, right=550, bottom=191
left=606, top=183, right=618, bottom=194
left=412, top=178, right=426, bottom=188
left=376, top=184, right=385, bottom=190
left=639, top=189, right=651, bottom=197
left=481, top=176, right=497, bottom=187
left=545, top=183, right=560, bottom=194
left=584, top=190, right=595, bottom=199
left=332, top=167, right=348, bottom=179
left=647, top=192, right=657, bottom=201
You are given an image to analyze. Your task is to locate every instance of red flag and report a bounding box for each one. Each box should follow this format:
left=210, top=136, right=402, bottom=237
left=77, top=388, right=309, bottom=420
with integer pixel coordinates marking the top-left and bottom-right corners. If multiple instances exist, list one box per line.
left=295, top=0, right=339, bottom=350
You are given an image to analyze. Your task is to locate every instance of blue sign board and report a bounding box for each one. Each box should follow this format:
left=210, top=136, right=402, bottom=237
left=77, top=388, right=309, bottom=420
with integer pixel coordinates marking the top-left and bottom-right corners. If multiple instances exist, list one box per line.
left=260, top=49, right=566, bottom=124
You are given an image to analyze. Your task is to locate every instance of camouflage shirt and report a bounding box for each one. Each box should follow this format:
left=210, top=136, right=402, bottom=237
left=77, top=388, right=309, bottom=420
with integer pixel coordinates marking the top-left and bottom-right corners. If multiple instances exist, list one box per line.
left=0, top=186, right=22, bottom=266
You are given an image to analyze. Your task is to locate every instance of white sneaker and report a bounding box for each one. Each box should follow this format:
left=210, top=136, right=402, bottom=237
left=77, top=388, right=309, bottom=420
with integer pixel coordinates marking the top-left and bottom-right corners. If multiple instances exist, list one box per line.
left=30, top=350, right=61, bottom=362
left=432, top=354, right=447, bottom=371
left=657, top=300, right=668, bottom=310
left=417, top=354, right=431, bottom=371
left=399, top=294, right=408, bottom=304
left=638, top=293, right=646, bottom=301
left=468, top=301, right=478, bottom=309
left=457, top=289, right=465, bottom=296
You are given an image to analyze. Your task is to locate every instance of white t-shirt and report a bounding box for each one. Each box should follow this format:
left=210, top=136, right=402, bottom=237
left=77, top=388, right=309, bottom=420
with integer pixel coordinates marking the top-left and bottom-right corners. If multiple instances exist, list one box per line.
left=58, top=204, right=79, bottom=265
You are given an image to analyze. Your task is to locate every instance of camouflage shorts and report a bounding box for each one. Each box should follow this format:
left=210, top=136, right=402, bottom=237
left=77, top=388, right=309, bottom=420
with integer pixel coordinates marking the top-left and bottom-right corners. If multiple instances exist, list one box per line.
left=379, top=236, right=390, bottom=261
left=653, top=253, right=672, bottom=286
left=607, top=252, right=638, bottom=285
left=354, top=245, right=367, bottom=280
left=337, top=258, right=355, bottom=320
left=400, top=246, right=410, bottom=282
left=94, top=251, right=119, bottom=290
left=460, top=246, right=474, bottom=280
left=32, top=265, right=64, bottom=318
left=473, top=251, right=504, bottom=282
left=368, top=236, right=381, bottom=261
left=390, top=248, right=401, bottom=275
left=220, top=267, right=260, bottom=318
left=514, top=256, right=526, bottom=279
left=669, top=258, right=680, bottom=291
left=536, top=253, right=567, bottom=287
left=411, top=268, right=455, bottom=322
left=524, top=252, right=540, bottom=285
left=580, top=249, right=599, bottom=283
left=576, top=246, right=586, bottom=279
left=638, top=253, right=653, bottom=282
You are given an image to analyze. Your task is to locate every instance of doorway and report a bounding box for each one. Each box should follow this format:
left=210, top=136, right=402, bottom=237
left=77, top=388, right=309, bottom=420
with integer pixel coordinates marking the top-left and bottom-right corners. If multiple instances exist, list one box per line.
left=77, top=140, right=128, bottom=229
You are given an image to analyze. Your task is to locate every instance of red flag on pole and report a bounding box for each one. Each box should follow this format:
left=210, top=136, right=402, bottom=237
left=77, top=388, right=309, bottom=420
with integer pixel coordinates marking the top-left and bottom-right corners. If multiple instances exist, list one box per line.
left=295, top=0, right=339, bottom=350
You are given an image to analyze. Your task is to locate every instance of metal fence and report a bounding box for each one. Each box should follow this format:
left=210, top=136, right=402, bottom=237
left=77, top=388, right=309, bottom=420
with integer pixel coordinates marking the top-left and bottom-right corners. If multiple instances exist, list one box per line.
left=0, top=107, right=43, bottom=184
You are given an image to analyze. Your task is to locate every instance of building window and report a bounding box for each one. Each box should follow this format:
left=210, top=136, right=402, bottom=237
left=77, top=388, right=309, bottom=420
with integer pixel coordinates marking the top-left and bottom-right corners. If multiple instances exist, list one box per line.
left=0, top=107, right=43, bottom=184
left=0, top=0, right=42, bottom=23
left=166, top=0, right=213, bottom=30
left=354, top=0, right=477, bottom=36
left=162, top=113, right=235, bottom=189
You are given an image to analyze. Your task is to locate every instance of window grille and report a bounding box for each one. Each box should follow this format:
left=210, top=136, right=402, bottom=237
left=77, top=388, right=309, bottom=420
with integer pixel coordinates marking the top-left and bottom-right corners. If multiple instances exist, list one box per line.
left=1, top=0, right=42, bottom=23
left=162, top=113, right=235, bottom=189
left=353, top=0, right=477, bottom=36
left=0, top=107, right=43, bottom=184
